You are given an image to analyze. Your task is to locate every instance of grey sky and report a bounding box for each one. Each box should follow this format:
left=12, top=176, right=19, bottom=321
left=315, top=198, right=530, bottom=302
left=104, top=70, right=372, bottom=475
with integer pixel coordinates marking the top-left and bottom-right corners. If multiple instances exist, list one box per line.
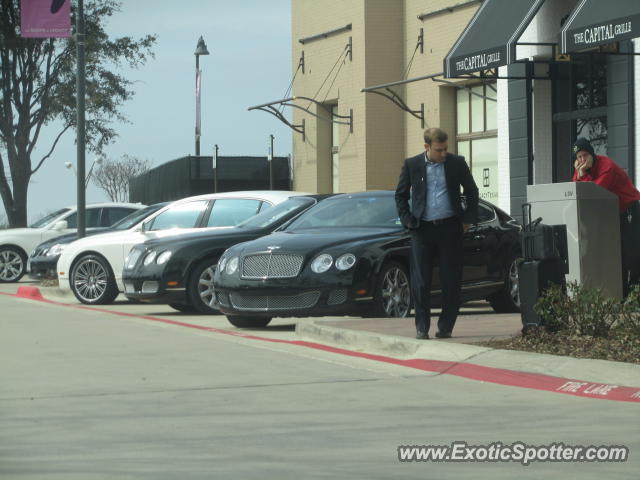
left=12, top=0, right=293, bottom=222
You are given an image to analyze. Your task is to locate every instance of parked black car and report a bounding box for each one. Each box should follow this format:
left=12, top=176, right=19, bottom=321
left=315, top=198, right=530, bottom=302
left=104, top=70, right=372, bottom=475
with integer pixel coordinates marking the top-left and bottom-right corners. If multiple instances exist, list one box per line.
left=213, top=191, right=522, bottom=328
left=28, top=203, right=168, bottom=280
left=122, top=195, right=333, bottom=313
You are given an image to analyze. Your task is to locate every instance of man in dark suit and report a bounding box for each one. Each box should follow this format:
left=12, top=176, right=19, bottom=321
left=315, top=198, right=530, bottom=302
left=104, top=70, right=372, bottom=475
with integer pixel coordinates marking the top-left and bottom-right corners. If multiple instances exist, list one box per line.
left=395, top=127, right=479, bottom=339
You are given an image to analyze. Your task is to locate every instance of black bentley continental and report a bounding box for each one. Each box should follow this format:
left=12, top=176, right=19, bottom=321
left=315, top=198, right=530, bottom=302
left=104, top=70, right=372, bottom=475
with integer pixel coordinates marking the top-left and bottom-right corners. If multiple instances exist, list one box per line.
left=121, top=195, right=333, bottom=313
left=213, top=190, right=522, bottom=328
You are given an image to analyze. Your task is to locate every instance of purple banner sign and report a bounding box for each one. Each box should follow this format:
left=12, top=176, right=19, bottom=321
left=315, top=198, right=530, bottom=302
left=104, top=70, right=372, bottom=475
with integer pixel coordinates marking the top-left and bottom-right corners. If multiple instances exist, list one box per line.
left=21, top=0, right=71, bottom=38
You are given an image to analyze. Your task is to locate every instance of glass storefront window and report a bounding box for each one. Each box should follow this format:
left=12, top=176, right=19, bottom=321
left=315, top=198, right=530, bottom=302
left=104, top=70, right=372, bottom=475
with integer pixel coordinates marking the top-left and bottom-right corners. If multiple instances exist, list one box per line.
left=471, top=85, right=484, bottom=132
left=456, top=82, right=498, bottom=202
left=457, top=140, right=470, bottom=162
left=486, top=86, right=497, bottom=131
left=457, top=89, right=469, bottom=134
left=471, top=137, right=498, bottom=202
left=573, top=54, right=607, bottom=110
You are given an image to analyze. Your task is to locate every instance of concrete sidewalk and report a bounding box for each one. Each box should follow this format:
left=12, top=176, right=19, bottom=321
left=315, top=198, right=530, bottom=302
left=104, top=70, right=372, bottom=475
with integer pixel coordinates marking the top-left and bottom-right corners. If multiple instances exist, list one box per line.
left=295, top=302, right=640, bottom=389
left=318, top=301, right=523, bottom=345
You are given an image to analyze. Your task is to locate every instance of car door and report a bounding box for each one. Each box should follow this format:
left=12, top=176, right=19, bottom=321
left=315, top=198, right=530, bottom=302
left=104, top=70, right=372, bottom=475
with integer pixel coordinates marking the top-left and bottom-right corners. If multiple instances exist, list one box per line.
left=461, top=203, right=501, bottom=284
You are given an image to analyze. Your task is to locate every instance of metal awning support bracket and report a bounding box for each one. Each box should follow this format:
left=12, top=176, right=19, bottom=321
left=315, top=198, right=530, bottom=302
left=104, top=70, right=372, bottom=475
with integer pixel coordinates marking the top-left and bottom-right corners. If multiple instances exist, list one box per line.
left=367, top=88, right=424, bottom=128
left=249, top=100, right=306, bottom=141
left=248, top=96, right=354, bottom=141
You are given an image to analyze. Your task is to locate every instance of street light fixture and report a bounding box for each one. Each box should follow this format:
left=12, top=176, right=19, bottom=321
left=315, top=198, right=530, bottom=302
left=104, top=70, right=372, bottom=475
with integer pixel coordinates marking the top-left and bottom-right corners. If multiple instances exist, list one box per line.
left=65, top=156, right=103, bottom=187
left=194, top=36, right=210, bottom=156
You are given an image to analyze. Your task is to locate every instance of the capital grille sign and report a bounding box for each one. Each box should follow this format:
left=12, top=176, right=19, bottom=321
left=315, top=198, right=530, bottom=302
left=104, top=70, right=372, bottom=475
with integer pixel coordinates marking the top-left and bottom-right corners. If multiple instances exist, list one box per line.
left=563, top=14, right=640, bottom=53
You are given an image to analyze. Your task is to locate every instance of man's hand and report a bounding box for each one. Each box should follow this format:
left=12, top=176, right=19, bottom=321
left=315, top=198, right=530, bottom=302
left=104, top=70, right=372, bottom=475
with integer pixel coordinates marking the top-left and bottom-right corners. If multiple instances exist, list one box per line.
left=463, top=223, right=471, bottom=233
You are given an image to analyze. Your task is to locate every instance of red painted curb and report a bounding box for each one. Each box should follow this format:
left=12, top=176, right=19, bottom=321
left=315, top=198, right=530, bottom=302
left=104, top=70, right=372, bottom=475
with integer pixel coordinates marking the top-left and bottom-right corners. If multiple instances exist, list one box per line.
left=3, top=289, right=640, bottom=403
left=15, top=285, right=44, bottom=300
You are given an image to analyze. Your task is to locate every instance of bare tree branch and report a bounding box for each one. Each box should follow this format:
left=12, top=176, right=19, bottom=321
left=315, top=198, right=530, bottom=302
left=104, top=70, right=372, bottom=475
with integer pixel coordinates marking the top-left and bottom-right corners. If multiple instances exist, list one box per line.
left=92, top=154, right=151, bottom=202
left=31, top=124, right=72, bottom=175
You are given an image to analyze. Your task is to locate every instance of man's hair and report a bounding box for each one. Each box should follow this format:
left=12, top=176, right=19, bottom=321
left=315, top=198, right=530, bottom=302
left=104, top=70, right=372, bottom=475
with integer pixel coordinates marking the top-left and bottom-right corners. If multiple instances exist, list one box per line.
left=424, top=127, right=448, bottom=145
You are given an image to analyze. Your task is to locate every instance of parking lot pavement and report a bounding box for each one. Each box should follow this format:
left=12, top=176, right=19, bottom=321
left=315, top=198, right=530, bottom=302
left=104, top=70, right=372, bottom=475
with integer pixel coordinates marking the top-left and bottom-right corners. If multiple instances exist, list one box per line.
left=7, top=280, right=640, bottom=398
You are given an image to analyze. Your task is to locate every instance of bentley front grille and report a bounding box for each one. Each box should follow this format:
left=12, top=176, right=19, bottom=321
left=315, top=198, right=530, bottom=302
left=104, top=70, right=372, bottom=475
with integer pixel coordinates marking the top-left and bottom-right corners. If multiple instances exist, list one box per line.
left=216, top=292, right=231, bottom=308
left=241, top=253, right=304, bottom=279
left=229, top=291, right=320, bottom=311
left=327, top=288, right=348, bottom=305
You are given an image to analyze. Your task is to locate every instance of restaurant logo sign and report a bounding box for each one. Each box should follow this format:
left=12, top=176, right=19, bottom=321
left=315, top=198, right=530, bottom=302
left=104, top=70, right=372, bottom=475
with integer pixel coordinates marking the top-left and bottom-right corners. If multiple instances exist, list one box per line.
left=572, top=21, right=632, bottom=47
left=448, top=47, right=506, bottom=77
left=564, top=14, right=640, bottom=52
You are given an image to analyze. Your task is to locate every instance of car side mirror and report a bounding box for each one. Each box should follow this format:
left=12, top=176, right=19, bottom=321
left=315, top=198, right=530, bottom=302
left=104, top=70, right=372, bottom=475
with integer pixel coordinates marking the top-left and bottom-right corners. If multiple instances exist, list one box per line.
left=54, top=220, right=68, bottom=231
left=140, top=221, right=149, bottom=233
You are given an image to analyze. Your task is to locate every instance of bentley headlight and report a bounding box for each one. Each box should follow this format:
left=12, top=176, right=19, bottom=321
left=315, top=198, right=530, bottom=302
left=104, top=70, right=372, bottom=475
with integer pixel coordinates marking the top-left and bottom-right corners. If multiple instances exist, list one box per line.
left=156, top=250, right=172, bottom=265
left=124, top=254, right=133, bottom=269
left=311, top=254, right=333, bottom=273
left=143, top=251, right=157, bottom=266
left=124, top=248, right=143, bottom=270
left=46, top=244, right=66, bottom=256
left=218, top=256, right=228, bottom=272
left=335, top=253, right=356, bottom=271
left=226, top=256, right=239, bottom=275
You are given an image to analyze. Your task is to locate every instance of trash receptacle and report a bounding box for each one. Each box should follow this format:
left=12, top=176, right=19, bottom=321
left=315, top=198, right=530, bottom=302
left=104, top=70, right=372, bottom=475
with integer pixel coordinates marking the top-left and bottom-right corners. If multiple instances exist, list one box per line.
left=518, top=203, right=568, bottom=328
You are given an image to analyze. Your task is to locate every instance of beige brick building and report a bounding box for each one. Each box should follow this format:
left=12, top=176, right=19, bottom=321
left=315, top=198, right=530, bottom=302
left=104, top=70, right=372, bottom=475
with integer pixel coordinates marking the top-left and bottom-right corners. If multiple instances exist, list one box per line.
left=285, top=0, right=639, bottom=220
left=290, top=0, right=480, bottom=194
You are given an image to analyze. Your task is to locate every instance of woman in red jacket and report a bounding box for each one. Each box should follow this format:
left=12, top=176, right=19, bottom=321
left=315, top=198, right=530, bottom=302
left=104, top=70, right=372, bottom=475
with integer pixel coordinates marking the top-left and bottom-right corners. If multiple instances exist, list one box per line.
left=572, top=137, right=640, bottom=296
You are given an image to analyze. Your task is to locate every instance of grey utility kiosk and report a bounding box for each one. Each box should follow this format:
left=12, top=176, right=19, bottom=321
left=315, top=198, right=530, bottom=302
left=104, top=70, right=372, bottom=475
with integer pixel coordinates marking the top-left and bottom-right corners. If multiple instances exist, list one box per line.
left=526, top=181, right=622, bottom=300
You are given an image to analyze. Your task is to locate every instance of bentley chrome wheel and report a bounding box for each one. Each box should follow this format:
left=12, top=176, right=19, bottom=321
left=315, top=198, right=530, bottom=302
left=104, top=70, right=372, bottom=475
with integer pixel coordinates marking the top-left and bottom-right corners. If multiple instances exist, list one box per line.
left=0, top=247, right=25, bottom=283
left=377, top=262, right=411, bottom=318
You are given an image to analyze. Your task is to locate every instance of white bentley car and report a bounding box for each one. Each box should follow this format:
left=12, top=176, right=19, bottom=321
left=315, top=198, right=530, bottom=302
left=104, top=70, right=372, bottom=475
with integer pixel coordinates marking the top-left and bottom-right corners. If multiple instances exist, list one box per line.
left=0, top=202, right=144, bottom=283
left=57, top=191, right=306, bottom=305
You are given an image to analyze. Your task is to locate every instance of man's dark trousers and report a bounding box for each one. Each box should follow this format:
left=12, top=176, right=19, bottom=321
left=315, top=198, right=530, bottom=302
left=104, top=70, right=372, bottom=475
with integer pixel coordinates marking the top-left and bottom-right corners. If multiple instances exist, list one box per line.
left=410, top=216, right=464, bottom=335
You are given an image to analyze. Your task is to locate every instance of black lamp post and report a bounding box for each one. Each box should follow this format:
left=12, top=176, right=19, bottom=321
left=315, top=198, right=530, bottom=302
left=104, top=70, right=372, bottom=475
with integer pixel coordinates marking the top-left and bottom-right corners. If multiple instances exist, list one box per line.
left=76, top=0, right=86, bottom=237
left=194, top=36, right=210, bottom=156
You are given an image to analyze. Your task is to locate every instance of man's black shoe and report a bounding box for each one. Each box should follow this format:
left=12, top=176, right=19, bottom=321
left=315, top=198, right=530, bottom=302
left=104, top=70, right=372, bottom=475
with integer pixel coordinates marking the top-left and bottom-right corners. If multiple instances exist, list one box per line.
left=416, top=332, right=429, bottom=340
left=435, top=331, right=451, bottom=339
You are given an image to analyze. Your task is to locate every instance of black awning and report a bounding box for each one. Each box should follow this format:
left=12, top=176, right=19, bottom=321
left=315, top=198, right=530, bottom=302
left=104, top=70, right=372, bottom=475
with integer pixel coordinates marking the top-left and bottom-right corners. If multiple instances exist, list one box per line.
left=444, top=0, right=544, bottom=78
left=561, top=0, right=640, bottom=53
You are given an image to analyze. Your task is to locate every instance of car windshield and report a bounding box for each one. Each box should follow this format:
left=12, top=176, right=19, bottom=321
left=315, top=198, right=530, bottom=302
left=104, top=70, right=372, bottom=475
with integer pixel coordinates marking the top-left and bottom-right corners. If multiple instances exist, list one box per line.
left=111, top=204, right=166, bottom=230
left=236, top=197, right=316, bottom=229
left=29, top=208, right=71, bottom=228
left=285, top=194, right=401, bottom=231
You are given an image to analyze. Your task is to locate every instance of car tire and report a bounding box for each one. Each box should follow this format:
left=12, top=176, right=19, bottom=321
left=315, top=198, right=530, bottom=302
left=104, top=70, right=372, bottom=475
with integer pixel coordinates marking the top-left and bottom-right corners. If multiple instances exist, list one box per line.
left=0, top=246, right=27, bottom=283
left=488, top=257, right=521, bottom=313
left=187, top=258, right=220, bottom=314
left=370, top=260, right=412, bottom=318
left=169, top=302, right=198, bottom=313
left=70, top=254, right=119, bottom=305
left=226, top=315, right=272, bottom=328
